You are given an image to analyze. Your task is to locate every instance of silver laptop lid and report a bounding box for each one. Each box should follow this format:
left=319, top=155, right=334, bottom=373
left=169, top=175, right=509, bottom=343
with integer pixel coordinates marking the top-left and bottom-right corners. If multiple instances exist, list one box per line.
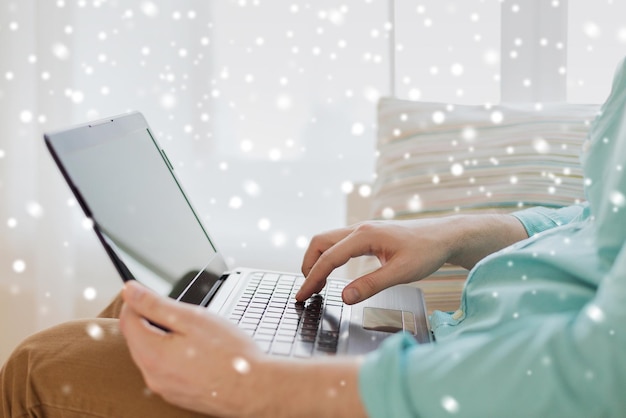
left=44, top=111, right=228, bottom=305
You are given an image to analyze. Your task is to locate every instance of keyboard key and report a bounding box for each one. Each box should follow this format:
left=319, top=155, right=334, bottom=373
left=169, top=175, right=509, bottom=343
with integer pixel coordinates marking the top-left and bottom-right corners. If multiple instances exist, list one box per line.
left=277, top=328, right=297, bottom=337
left=275, top=334, right=295, bottom=343
left=243, top=312, right=262, bottom=320
left=246, top=307, right=265, bottom=315
left=254, top=332, right=274, bottom=342
left=262, top=317, right=280, bottom=325
left=255, top=327, right=275, bottom=335
left=271, top=342, right=293, bottom=356
left=278, top=322, right=298, bottom=331
left=256, top=340, right=271, bottom=353
left=293, top=342, right=314, bottom=358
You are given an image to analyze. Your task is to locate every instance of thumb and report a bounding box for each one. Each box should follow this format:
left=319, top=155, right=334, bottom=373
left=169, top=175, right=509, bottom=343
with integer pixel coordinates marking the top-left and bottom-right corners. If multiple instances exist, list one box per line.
left=341, top=263, right=409, bottom=305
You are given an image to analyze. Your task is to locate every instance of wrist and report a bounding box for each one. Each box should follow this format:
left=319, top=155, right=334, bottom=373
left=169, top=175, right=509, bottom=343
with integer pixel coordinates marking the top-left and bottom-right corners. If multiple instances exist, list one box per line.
left=446, top=213, right=527, bottom=269
left=249, top=356, right=367, bottom=418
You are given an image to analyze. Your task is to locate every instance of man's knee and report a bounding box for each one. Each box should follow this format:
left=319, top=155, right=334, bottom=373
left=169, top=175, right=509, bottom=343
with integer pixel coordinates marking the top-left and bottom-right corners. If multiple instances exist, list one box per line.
left=1, top=319, right=123, bottom=416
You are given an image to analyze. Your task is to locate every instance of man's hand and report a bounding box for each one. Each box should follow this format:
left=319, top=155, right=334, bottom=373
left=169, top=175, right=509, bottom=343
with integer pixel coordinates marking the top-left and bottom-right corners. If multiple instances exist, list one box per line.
left=120, top=281, right=265, bottom=417
left=119, top=281, right=367, bottom=418
left=297, top=214, right=528, bottom=304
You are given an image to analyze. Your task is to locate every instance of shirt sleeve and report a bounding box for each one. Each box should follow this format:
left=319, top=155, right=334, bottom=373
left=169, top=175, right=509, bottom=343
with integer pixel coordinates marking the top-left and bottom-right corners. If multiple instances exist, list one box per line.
left=511, top=202, right=589, bottom=237
left=358, top=243, right=626, bottom=418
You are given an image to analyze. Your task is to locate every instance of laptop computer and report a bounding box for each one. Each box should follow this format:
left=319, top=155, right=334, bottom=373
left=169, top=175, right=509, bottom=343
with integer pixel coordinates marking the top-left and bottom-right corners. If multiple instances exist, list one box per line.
left=44, top=111, right=432, bottom=357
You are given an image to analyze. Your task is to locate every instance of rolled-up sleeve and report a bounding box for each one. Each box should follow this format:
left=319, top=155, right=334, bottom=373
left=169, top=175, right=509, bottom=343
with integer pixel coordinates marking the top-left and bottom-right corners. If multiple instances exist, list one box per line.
left=511, top=202, right=589, bottom=237
left=358, top=244, right=626, bottom=418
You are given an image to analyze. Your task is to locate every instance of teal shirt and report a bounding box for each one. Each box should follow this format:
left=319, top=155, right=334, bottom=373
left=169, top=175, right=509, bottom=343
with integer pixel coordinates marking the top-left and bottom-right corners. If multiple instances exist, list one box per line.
left=359, top=58, right=626, bottom=417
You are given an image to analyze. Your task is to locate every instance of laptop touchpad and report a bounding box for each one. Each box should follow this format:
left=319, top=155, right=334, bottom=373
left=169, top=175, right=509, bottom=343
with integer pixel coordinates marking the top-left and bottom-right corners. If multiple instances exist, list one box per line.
left=362, top=307, right=417, bottom=335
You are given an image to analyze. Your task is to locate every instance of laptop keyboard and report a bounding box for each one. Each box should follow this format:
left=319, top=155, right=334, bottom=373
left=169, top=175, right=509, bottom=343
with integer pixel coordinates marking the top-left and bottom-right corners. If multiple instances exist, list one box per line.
left=228, top=272, right=345, bottom=357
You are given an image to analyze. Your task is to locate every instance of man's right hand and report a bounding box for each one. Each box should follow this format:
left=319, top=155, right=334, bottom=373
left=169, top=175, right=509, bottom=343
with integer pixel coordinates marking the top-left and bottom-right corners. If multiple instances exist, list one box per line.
left=296, top=214, right=528, bottom=305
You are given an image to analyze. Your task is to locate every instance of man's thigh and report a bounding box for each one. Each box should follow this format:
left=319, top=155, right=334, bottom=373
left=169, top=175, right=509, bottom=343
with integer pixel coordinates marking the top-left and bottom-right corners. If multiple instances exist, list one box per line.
left=1, top=318, right=210, bottom=418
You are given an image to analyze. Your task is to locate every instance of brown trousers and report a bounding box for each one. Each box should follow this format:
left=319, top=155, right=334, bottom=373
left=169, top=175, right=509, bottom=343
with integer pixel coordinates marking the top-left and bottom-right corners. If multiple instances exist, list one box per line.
left=0, top=294, right=210, bottom=418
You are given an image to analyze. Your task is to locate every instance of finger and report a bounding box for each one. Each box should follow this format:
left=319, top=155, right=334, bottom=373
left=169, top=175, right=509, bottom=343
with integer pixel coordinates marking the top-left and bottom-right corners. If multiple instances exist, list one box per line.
left=301, top=227, right=354, bottom=277
left=122, top=280, right=199, bottom=335
left=119, top=302, right=169, bottom=369
left=296, top=231, right=373, bottom=301
left=342, top=256, right=414, bottom=304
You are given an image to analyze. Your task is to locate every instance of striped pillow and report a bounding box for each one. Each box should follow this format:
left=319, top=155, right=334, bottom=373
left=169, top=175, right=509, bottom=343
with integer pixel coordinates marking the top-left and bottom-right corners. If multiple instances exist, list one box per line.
left=372, top=98, right=600, bottom=220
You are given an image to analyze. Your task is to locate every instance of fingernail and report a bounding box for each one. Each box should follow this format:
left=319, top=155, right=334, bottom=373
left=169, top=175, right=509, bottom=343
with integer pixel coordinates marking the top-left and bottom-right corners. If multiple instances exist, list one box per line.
left=343, top=288, right=360, bottom=304
left=124, top=281, right=143, bottom=300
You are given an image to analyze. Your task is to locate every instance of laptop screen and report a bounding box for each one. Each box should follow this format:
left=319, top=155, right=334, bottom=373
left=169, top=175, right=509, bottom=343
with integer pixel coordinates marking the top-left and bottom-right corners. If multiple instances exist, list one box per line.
left=47, top=115, right=224, bottom=302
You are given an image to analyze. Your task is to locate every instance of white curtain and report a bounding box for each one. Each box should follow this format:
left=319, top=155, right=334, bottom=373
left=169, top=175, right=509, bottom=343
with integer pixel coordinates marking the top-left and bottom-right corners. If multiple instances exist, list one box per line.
left=0, top=0, right=212, bottom=360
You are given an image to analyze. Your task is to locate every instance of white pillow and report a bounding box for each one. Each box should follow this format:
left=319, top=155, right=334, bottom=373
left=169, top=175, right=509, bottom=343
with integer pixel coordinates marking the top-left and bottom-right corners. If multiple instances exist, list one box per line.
left=372, top=98, right=600, bottom=220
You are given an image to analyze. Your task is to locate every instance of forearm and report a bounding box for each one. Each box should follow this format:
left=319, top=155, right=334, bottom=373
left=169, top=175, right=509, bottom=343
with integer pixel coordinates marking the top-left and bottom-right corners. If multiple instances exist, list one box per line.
left=252, top=357, right=367, bottom=418
left=445, top=213, right=528, bottom=270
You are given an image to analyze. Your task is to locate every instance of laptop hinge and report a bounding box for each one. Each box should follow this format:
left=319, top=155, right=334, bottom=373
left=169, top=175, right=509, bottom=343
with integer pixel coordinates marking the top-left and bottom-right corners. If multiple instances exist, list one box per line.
left=198, top=274, right=228, bottom=307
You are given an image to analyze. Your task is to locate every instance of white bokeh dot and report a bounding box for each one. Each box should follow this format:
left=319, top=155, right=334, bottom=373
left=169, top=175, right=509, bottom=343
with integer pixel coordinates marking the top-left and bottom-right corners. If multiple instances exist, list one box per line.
left=26, top=202, right=44, bottom=219
left=160, top=94, right=177, bottom=109
left=450, top=163, right=464, bottom=176
left=82, top=217, right=95, bottom=230
left=229, top=196, right=243, bottom=209
left=272, top=232, right=287, bottom=247
left=258, top=218, right=271, bottom=231
left=409, top=88, right=422, bottom=100
left=20, top=110, right=33, bottom=123
left=461, top=127, right=477, bottom=142
left=586, top=304, right=605, bottom=323
left=450, top=63, right=464, bottom=76
left=441, top=395, right=460, bottom=414
left=358, top=184, right=372, bottom=198
left=432, top=111, right=446, bottom=124
left=86, top=322, right=104, bottom=340
left=268, top=149, right=282, bottom=161
left=381, top=207, right=395, bottom=219
left=341, top=181, right=354, bottom=194
left=233, top=357, right=250, bottom=374
left=490, top=111, right=503, bottom=124
left=351, top=123, right=365, bottom=136
left=610, top=191, right=625, bottom=208
left=71, top=90, right=85, bottom=104
left=296, top=236, right=309, bottom=249
left=13, top=259, right=26, bottom=273
left=240, top=139, right=253, bottom=153
left=275, top=94, right=292, bottom=110
left=533, top=137, right=551, bottom=154
left=52, top=43, right=70, bottom=60
left=243, top=180, right=261, bottom=197
left=83, top=287, right=97, bottom=301
left=407, top=195, right=422, bottom=212
left=583, top=21, right=600, bottom=39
